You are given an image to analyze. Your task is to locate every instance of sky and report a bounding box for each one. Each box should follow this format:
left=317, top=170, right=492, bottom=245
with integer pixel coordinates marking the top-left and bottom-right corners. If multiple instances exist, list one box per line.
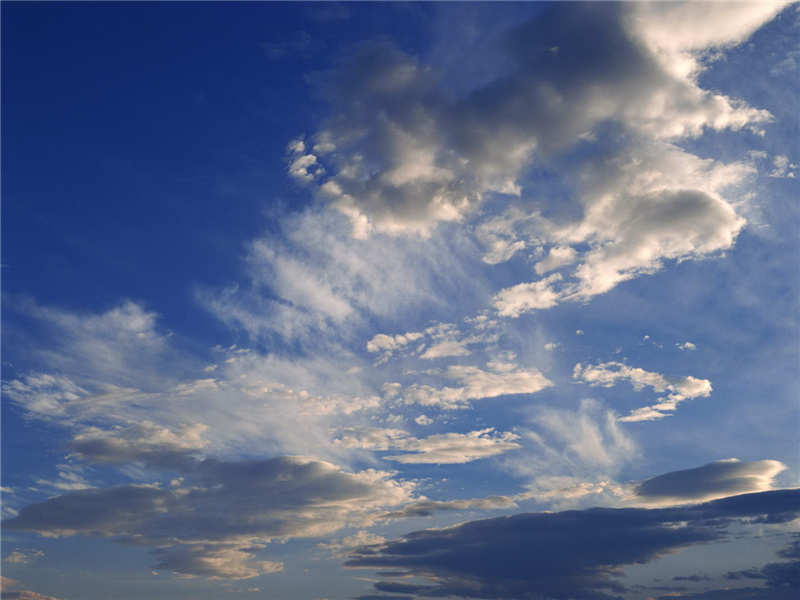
left=1, top=2, right=799, bottom=600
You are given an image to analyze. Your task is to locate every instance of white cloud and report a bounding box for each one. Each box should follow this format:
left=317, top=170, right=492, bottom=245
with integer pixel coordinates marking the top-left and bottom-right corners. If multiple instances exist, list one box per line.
left=419, top=340, right=470, bottom=360
left=492, top=274, right=563, bottom=317
left=4, top=549, right=44, bottom=565
left=336, top=427, right=521, bottom=464
left=574, top=361, right=712, bottom=421
left=402, top=364, right=553, bottom=409
left=534, top=246, right=578, bottom=276
left=289, top=2, right=774, bottom=244
left=677, top=341, right=697, bottom=351
left=768, top=154, right=798, bottom=178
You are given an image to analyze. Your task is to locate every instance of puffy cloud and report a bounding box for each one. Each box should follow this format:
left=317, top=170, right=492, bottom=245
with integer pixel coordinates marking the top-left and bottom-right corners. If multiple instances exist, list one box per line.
left=634, top=459, right=787, bottom=505
left=573, top=361, right=712, bottom=421
left=346, top=489, right=800, bottom=600
left=4, top=455, right=414, bottom=579
left=402, top=363, right=553, bottom=409
left=492, top=273, right=563, bottom=316
left=292, top=1, right=775, bottom=245
left=336, top=427, right=521, bottom=464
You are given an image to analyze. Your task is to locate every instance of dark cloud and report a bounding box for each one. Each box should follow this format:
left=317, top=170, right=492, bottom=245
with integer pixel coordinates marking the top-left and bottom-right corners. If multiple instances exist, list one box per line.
left=656, top=587, right=799, bottom=600
left=346, top=489, right=800, bottom=600
left=634, top=459, right=786, bottom=504
left=4, top=456, right=411, bottom=580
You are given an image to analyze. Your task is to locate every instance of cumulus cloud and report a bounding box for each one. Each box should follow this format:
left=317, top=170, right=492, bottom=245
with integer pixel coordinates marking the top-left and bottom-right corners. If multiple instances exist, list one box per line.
left=336, top=427, right=521, bottom=464
left=297, top=3, right=775, bottom=242
left=574, top=361, right=712, bottom=421
left=347, top=489, right=800, bottom=600
left=4, top=456, right=414, bottom=580
left=401, top=363, right=553, bottom=409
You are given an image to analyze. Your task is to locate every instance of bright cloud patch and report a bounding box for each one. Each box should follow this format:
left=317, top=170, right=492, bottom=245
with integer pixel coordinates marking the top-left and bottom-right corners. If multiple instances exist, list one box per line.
left=336, top=427, right=521, bottom=464
left=574, top=361, right=712, bottom=421
left=401, top=364, right=553, bottom=409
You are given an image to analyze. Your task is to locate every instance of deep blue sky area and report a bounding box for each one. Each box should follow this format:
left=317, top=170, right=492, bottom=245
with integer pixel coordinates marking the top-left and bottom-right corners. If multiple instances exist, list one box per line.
left=1, top=3, right=798, bottom=600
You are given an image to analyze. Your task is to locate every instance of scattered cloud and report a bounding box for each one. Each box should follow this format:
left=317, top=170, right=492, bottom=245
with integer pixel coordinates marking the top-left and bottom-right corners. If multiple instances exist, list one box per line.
left=4, top=549, right=44, bottom=565
left=574, top=361, right=712, bottom=421
left=336, top=427, right=521, bottom=464
left=401, top=363, right=553, bottom=409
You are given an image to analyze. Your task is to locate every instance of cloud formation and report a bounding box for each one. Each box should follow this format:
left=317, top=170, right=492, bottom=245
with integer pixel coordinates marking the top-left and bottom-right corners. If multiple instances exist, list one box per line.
left=4, top=456, right=414, bottom=580
left=634, top=459, right=787, bottom=505
left=336, top=427, right=521, bottom=464
left=574, top=361, right=712, bottom=421
left=401, top=363, right=553, bottom=409
left=279, top=1, right=787, bottom=313
left=347, top=489, right=800, bottom=600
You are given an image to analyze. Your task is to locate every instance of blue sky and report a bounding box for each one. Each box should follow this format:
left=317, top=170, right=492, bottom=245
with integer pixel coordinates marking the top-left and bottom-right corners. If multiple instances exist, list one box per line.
left=1, top=3, right=799, bottom=600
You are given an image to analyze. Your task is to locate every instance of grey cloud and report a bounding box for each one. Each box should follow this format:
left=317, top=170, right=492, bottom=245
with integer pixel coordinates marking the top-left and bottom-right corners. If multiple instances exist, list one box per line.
left=69, top=421, right=208, bottom=467
left=4, top=456, right=413, bottom=580
left=346, top=489, right=800, bottom=600
left=378, top=494, right=521, bottom=521
left=298, top=2, right=771, bottom=241
left=656, top=587, right=799, bottom=600
left=634, top=459, right=787, bottom=504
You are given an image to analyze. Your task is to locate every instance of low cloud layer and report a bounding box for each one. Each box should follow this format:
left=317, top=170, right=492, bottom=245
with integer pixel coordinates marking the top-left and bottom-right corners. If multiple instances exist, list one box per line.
left=347, top=489, right=800, bottom=600
left=3, top=455, right=413, bottom=579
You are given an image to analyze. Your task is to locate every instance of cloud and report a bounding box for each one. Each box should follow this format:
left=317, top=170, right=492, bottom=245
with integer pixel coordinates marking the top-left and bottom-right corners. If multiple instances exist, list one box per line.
left=289, top=0, right=777, bottom=309
left=402, top=363, right=553, bottom=409
left=493, top=273, right=563, bottom=316
left=199, top=207, right=476, bottom=345
left=573, top=361, right=712, bottom=421
left=0, top=576, right=60, bottom=600
left=346, top=489, right=800, bottom=600
left=633, top=459, right=788, bottom=505
left=3, top=456, right=414, bottom=580
left=3, top=549, right=44, bottom=565
left=378, top=494, right=524, bottom=521
left=69, top=422, right=208, bottom=466
left=336, top=427, right=521, bottom=464
left=510, top=399, right=637, bottom=495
